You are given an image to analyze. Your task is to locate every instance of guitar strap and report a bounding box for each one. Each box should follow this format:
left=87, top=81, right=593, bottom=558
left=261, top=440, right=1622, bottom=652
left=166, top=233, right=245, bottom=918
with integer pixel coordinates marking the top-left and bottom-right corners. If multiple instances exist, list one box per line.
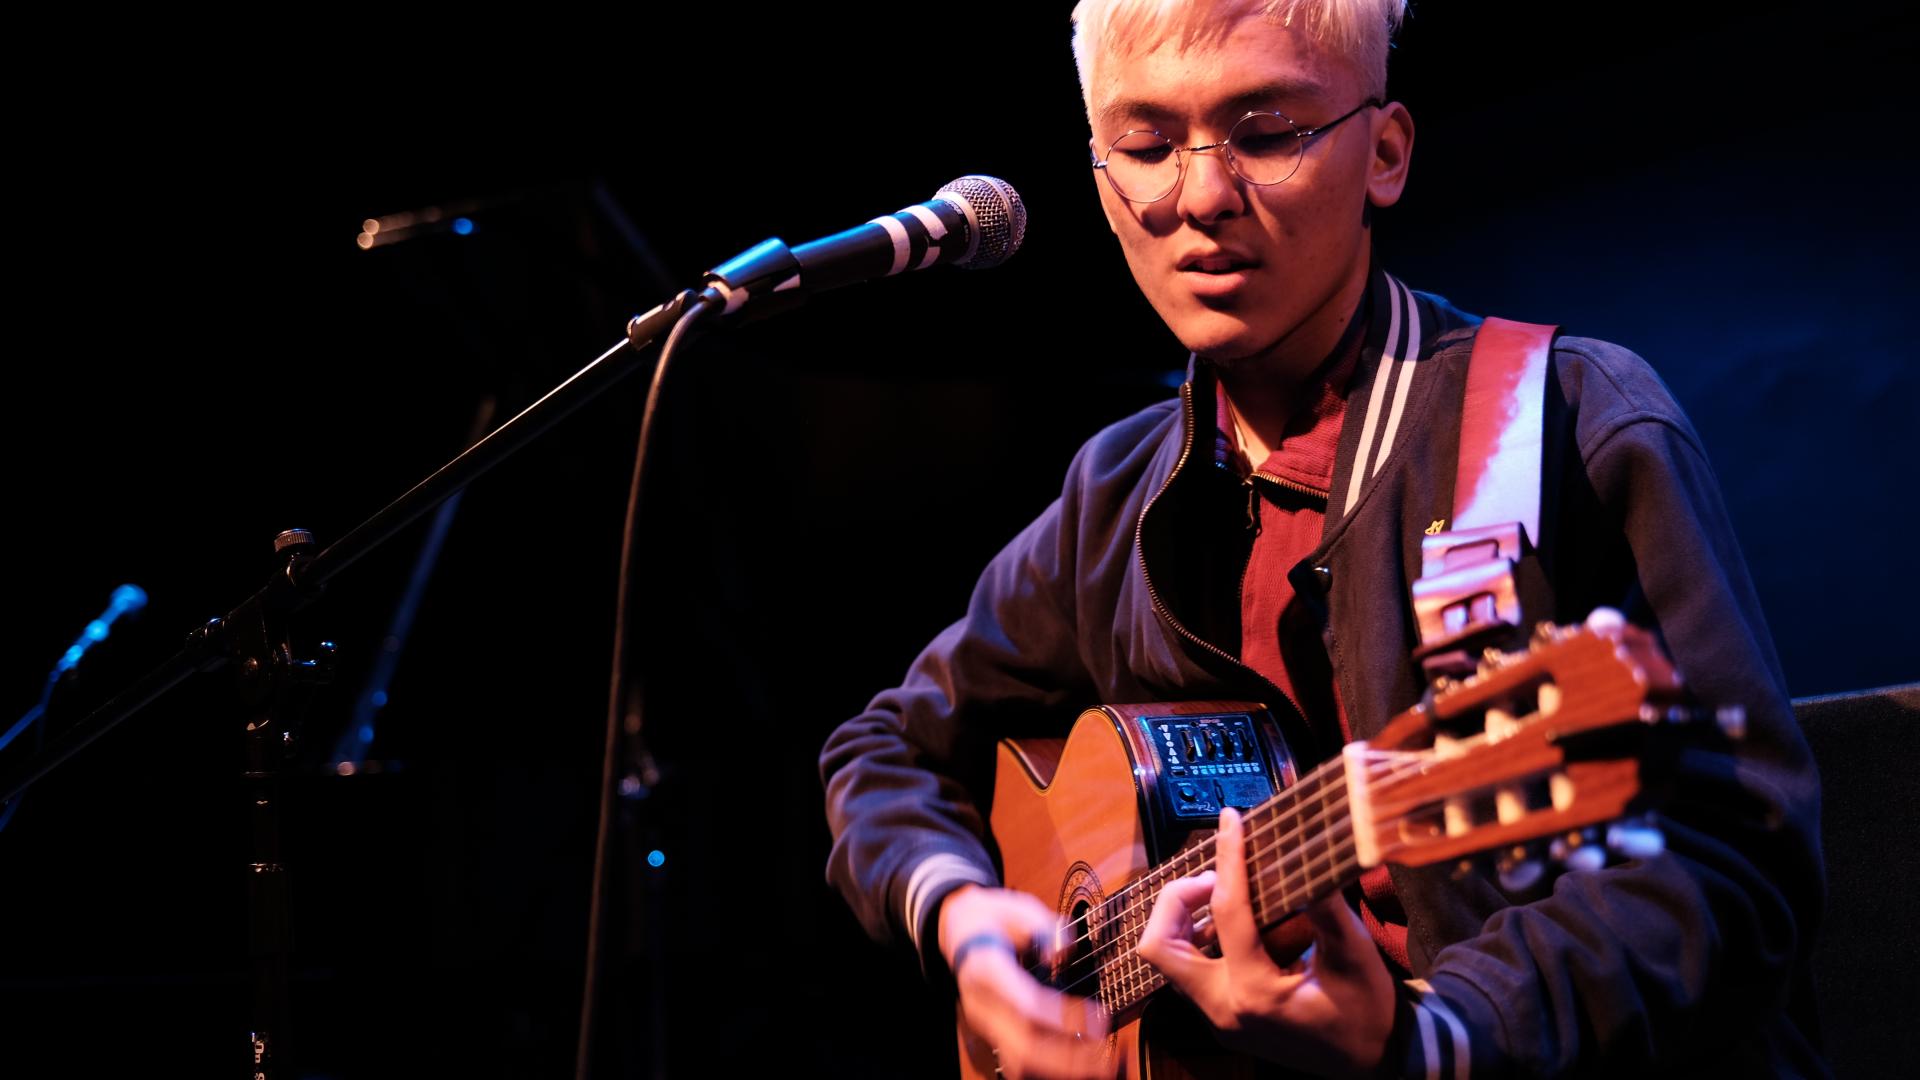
left=1409, top=317, right=1559, bottom=680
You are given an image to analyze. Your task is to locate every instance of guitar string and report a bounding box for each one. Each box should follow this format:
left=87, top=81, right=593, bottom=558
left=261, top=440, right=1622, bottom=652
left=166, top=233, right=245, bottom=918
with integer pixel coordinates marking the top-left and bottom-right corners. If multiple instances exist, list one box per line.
left=1041, top=768, right=1348, bottom=958
left=1080, top=728, right=1567, bottom=1009
left=1077, top=748, right=1426, bottom=947
left=1046, top=760, right=1372, bottom=963
left=1044, top=789, right=1357, bottom=982
left=1051, top=841, right=1363, bottom=1005
left=1053, top=850, right=1367, bottom=1006
left=1048, top=750, right=1423, bottom=959
left=1017, top=623, right=1590, bottom=1000
left=1051, top=756, right=1437, bottom=1005
left=1040, top=753, right=1428, bottom=1002
left=1093, top=853, right=1366, bottom=1010
left=1046, top=822, right=1360, bottom=1002
left=1065, top=750, right=1427, bottom=966
left=1061, top=781, right=1352, bottom=956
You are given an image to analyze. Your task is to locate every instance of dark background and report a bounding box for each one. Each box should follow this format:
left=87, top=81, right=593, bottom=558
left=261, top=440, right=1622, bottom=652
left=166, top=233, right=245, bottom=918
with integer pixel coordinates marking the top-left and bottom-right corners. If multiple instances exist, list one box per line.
left=2, top=5, right=1914, bottom=1077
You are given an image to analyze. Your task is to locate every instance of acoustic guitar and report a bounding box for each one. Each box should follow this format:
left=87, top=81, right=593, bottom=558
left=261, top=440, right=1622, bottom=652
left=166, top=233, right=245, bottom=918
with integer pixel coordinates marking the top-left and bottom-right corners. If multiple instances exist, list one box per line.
left=959, top=610, right=1738, bottom=1078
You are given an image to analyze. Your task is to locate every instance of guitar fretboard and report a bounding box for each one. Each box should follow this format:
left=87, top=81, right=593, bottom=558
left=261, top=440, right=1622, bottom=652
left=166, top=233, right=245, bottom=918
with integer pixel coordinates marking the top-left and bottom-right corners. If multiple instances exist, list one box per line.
left=1083, top=756, right=1359, bottom=1016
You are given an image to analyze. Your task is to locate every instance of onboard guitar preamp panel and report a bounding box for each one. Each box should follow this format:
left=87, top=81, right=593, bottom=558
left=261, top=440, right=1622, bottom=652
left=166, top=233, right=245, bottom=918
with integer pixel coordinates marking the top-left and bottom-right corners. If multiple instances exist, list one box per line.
left=1138, top=711, right=1279, bottom=821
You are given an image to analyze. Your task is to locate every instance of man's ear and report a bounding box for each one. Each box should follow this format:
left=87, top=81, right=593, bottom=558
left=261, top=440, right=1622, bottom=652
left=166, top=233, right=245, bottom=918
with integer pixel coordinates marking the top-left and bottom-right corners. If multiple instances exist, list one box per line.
left=1366, top=101, right=1415, bottom=208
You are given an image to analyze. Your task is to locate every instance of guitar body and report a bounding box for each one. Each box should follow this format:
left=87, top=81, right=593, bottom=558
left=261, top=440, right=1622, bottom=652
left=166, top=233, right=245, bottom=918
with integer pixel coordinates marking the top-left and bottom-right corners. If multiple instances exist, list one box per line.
left=948, top=618, right=1692, bottom=1079
left=958, top=702, right=1296, bottom=1080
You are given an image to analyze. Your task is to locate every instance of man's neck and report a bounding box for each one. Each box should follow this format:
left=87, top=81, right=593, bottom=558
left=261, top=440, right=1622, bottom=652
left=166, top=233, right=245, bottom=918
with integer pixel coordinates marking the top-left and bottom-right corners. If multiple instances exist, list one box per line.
left=1216, top=276, right=1372, bottom=457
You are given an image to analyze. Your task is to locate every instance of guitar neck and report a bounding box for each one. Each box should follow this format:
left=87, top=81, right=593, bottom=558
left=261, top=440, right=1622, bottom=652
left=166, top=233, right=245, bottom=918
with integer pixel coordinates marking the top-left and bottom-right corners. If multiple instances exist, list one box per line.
left=1089, top=756, right=1359, bottom=1016
left=1051, top=617, right=1690, bottom=1025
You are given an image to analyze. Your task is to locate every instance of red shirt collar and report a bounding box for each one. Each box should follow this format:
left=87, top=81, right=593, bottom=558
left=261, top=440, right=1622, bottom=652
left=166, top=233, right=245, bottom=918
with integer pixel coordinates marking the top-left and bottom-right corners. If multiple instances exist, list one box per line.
left=1213, top=341, right=1364, bottom=498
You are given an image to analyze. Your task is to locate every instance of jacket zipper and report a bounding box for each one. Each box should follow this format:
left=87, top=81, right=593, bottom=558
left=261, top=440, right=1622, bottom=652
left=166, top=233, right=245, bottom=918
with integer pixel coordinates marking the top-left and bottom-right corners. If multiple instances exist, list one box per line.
left=1135, top=380, right=1307, bottom=727
left=1251, top=470, right=1328, bottom=502
left=1243, top=471, right=1328, bottom=530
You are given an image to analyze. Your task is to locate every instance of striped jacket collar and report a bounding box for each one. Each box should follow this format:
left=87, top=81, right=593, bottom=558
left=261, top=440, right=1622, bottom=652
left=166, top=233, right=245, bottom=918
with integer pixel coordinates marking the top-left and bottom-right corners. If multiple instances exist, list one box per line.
left=1178, top=268, right=1454, bottom=533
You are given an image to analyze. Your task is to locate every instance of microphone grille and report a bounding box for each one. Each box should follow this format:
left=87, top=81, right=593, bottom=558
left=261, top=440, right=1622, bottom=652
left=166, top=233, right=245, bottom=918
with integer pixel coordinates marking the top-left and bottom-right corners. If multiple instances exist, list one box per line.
left=935, top=175, right=1027, bottom=269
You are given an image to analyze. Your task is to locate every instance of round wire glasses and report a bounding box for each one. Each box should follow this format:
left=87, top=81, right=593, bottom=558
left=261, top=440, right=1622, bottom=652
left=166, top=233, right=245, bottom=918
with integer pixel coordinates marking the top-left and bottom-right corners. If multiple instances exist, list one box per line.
left=1092, top=98, right=1385, bottom=203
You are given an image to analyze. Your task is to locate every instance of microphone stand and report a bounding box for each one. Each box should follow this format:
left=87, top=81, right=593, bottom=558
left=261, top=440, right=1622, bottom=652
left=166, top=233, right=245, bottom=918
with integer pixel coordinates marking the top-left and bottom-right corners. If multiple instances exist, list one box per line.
left=0, top=287, right=711, bottom=1078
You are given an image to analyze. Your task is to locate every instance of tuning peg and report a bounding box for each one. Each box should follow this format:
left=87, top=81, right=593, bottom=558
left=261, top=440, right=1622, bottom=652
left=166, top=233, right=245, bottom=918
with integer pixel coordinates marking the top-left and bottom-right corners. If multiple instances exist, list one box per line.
left=1550, top=829, right=1606, bottom=873
left=1536, top=682, right=1563, bottom=718
left=1564, top=845, right=1606, bottom=873
left=1496, top=843, right=1546, bottom=893
left=1606, top=819, right=1666, bottom=860
left=1584, top=607, right=1626, bottom=634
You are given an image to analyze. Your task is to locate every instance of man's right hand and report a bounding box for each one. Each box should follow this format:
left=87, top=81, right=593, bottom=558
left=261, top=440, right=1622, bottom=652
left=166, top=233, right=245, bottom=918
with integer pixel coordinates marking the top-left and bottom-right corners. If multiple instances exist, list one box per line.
left=938, top=884, right=1112, bottom=1080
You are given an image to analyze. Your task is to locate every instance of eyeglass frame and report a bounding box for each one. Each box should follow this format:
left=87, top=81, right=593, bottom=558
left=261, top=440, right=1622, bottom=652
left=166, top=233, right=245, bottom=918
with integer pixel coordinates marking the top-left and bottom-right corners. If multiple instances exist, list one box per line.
left=1091, top=97, right=1387, bottom=203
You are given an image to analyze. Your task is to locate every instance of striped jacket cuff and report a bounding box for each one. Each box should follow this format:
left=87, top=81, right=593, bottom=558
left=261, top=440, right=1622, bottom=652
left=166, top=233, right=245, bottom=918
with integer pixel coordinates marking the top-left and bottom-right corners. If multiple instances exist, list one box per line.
left=1382, top=978, right=1481, bottom=1080
left=903, top=852, right=999, bottom=976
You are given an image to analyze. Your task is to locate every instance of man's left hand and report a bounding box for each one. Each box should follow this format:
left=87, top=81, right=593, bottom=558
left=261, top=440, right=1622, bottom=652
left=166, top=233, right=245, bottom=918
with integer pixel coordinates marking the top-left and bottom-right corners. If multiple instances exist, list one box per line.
left=1134, top=806, right=1396, bottom=1079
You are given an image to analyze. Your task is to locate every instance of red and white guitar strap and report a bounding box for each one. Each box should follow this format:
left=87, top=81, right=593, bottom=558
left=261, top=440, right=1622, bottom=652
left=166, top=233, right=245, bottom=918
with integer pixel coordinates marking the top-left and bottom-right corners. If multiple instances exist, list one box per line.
left=1410, top=317, right=1559, bottom=679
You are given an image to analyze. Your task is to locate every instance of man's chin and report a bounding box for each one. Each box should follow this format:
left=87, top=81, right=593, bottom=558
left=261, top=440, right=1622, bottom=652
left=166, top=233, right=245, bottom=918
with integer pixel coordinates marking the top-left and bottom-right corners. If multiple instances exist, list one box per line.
left=1183, top=322, right=1310, bottom=380
left=1180, top=326, right=1272, bottom=369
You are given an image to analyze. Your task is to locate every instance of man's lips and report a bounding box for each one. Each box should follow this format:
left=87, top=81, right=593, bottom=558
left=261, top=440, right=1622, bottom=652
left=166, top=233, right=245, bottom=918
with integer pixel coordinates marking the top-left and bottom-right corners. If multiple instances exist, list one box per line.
left=1178, top=251, right=1258, bottom=299
left=1177, top=251, right=1258, bottom=273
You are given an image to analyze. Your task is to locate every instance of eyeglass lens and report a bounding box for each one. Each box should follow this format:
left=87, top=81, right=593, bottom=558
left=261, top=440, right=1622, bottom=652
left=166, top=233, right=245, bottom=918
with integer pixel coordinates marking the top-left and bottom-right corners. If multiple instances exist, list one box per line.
left=1103, top=112, right=1305, bottom=202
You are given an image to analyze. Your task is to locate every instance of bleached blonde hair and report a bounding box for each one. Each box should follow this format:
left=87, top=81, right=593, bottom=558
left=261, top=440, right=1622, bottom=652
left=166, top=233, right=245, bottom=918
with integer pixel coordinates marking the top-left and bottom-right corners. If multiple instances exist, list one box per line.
left=1070, top=0, right=1407, bottom=115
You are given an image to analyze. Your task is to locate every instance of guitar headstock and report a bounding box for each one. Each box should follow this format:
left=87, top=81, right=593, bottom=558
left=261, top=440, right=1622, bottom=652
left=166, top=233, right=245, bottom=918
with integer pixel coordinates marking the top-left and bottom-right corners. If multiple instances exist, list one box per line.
left=1345, top=609, right=1742, bottom=883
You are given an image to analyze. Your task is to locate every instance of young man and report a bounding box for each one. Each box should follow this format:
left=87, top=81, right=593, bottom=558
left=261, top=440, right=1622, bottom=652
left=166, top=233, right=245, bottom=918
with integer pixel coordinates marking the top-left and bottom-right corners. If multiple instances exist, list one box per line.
left=821, top=2, right=1825, bottom=1076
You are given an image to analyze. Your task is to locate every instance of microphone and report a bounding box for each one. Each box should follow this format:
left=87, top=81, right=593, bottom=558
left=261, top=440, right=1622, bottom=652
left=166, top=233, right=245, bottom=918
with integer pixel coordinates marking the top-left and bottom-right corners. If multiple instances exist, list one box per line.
left=698, top=175, right=1026, bottom=318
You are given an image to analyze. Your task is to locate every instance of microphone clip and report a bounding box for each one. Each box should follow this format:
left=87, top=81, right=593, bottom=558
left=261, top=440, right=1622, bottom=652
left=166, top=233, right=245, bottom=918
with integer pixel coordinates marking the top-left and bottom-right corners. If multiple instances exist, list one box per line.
left=700, top=238, right=809, bottom=323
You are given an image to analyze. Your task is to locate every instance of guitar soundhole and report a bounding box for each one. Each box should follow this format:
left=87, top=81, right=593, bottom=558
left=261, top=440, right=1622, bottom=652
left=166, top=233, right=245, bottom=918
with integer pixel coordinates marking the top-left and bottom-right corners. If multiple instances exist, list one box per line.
left=1060, top=898, right=1094, bottom=988
left=1053, top=872, right=1123, bottom=1064
left=1055, top=862, right=1104, bottom=990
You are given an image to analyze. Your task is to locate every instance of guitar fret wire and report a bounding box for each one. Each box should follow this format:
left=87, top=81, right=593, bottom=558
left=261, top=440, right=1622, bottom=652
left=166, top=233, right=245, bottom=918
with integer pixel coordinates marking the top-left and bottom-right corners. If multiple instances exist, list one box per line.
left=1059, top=812, right=1360, bottom=987
left=1051, top=854, right=1365, bottom=1004
left=1053, top=755, right=1430, bottom=1002
left=1034, top=746, right=1432, bottom=1003
left=1062, top=762, right=1346, bottom=934
left=1047, top=812, right=1361, bottom=995
left=1068, top=745, right=1425, bottom=948
left=1052, top=803, right=1351, bottom=960
left=1053, top=768, right=1356, bottom=955
left=1095, top=837, right=1362, bottom=987
left=1049, top=769, right=1384, bottom=998
left=1063, top=854, right=1366, bottom=1004
left=1045, top=783, right=1358, bottom=964
left=1051, top=749, right=1430, bottom=1004
left=1063, top=817, right=1359, bottom=981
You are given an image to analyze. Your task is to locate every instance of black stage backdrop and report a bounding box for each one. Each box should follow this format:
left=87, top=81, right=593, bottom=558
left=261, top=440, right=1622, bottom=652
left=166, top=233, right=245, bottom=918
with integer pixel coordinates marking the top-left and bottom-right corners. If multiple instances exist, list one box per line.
left=3, top=6, right=1914, bottom=1078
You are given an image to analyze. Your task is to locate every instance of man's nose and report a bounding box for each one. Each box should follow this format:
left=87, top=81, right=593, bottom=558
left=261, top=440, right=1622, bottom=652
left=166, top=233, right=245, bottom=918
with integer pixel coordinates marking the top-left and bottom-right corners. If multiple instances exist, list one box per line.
left=1176, top=144, right=1244, bottom=221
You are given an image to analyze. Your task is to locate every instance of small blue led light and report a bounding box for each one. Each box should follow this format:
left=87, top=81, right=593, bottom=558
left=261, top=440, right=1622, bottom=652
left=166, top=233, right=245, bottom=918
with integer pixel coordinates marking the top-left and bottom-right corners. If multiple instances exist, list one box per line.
left=84, top=621, right=108, bottom=642
left=452, top=217, right=474, bottom=235
left=370, top=690, right=388, bottom=708
left=359, top=725, right=375, bottom=743
left=647, top=850, right=666, bottom=868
